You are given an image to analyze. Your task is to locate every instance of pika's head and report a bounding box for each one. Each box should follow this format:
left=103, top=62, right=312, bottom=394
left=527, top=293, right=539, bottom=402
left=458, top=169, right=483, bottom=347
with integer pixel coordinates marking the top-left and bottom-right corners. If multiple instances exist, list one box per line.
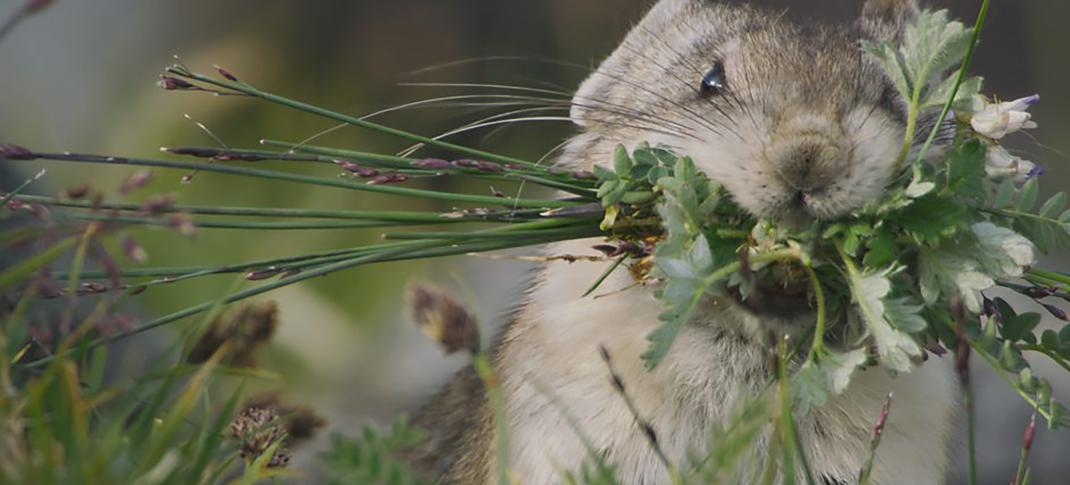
left=567, top=0, right=942, bottom=223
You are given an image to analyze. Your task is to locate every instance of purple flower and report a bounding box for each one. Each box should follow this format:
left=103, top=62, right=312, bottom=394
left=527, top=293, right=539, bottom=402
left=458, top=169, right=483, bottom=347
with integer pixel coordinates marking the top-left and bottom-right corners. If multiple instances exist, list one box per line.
left=157, top=76, right=197, bottom=91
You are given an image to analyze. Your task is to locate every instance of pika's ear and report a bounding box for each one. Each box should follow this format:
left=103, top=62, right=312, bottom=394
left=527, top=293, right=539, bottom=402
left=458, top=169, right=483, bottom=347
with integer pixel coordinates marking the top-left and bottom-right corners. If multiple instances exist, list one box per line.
left=861, top=0, right=919, bottom=43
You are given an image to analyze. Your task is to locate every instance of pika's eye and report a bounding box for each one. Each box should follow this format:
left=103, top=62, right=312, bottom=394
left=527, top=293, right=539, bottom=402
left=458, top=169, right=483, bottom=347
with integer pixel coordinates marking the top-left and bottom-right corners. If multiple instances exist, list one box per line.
left=700, top=62, right=727, bottom=96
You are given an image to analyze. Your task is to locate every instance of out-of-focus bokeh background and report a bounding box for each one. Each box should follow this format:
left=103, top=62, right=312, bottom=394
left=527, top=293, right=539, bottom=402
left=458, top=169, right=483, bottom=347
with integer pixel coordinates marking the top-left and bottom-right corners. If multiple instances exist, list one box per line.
left=1, top=1, right=1067, bottom=483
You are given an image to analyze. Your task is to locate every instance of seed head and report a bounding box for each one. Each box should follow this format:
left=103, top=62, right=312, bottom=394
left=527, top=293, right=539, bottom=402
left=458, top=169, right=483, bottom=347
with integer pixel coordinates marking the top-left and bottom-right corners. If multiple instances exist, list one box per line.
left=367, top=173, right=409, bottom=185
left=25, top=0, right=54, bottom=14
left=228, top=406, right=290, bottom=468
left=120, top=170, right=155, bottom=195
left=335, top=161, right=378, bottom=178
left=188, top=301, right=280, bottom=368
left=411, top=158, right=451, bottom=170
left=214, top=65, right=239, bottom=82
left=0, top=144, right=35, bottom=160
left=156, top=76, right=196, bottom=91
left=62, top=184, right=90, bottom=200
left=407, top=283, right=480, bottom=355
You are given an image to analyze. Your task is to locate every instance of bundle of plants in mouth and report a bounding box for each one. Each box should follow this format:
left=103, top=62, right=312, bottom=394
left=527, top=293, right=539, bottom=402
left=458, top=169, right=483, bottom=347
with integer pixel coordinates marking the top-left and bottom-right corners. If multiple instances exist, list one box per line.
left=1, top=8, right=1069, bottom=425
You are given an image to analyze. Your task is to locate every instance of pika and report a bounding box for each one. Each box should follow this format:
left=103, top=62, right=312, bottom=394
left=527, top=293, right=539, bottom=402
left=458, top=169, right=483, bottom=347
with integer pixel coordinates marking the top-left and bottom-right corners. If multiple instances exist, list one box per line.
left=406, top=0, right=957, bottom=483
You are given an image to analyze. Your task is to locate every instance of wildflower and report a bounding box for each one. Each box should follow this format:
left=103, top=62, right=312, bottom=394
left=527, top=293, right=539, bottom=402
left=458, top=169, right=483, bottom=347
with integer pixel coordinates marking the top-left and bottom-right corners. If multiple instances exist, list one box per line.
left=985, top=145, right=1043, bottom=184
left=971, top=95, right=1039, bottom=140
left=407, top=283, right=480, bottom=355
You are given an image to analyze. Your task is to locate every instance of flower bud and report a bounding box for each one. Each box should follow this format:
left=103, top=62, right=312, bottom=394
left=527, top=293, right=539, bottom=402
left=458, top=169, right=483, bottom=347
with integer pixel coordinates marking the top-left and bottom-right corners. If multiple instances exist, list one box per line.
left=367, top=173, right=409, bottom=185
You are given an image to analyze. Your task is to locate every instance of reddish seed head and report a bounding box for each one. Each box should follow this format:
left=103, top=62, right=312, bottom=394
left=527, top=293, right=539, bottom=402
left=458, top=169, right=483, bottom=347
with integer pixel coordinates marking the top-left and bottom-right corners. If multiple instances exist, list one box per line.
left=120, top=170, right=155, bottom=195
left=1023, top=414, right=1037, bottom=452
left=157, top=76, right=196, bottom=91
left=411, top=158, right=451, bottom=170
left=571, top=170, right=596, bottom=180
left=63, top=184, right=90, bottom=200
left=335, top=161, right=378, bottom=178
left=475, top=161, right=504, bottom=173
left=164, top=147, right=221, bottom=158
left=451, top=159, right=480, bottom=169
left=0, top=143, right=35, bottom=160
left=215, top=65, right=239, bottom=82
left=121, top=235, right=149, bottom=264
left=367, top=173, right=409, bottom=185
left=24, top=0, right=54, bottom=13
left=245, top=268, right=281, bottom=281
left=168, top=214, right=196, bottom=236
left=139, top=195, right=175, bottom=215
left=1043, top=304, right=1068, bottom=322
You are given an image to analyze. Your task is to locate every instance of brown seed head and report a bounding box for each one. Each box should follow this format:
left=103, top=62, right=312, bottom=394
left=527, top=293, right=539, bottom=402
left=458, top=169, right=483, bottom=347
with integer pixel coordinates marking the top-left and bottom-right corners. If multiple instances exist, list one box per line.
left=407, top=283, right=480, bottom=355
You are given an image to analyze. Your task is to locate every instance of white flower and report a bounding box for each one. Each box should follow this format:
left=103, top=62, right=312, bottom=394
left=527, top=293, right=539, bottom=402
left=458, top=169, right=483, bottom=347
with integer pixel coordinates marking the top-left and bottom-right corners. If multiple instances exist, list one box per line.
left=970, top=94, right=1039, bottom=139
left=986, top=145, right=1044, bottom=184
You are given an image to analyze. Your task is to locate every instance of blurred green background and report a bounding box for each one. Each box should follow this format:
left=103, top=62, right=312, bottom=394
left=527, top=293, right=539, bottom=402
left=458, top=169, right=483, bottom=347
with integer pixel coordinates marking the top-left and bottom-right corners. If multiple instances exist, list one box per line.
left=1, top=1, right=1068, bottom=482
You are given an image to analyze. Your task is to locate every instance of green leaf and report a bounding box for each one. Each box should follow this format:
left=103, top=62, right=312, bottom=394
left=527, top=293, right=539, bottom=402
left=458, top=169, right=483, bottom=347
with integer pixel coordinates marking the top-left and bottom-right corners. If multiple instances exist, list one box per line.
left=993, top=179, right=1017, bottom=209
left=1040, top=193, right=1068, bottom=219
left=844, top=266, right=923, bottom=372
left=1017, top=178, right=1039, bottom=212
left=613, top=145, right=632, bottom=175
left=1002, top=313, right=1042, bottom=342
left=945, top=139, right=986, bottom=203
left=863, top=231, right=897, bottom=269
left=892, top=194, right=967, bottom=243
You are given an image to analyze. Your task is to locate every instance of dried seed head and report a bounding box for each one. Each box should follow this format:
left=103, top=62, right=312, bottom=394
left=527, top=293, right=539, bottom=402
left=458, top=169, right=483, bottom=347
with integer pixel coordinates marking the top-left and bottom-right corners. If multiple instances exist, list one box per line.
left=167, top=213, right=196, bottom=236
left=214, top=65, right=239, bottom=82
left=1043, top=303, right=1069, bottom=322
left=25, top=0, right=54, bottom=14
left=1023, top=414, right=1037, bottom=452
left=121, top=235, right=149, bottom=264
left=411, top=158, right=451, bottom=170
left=188, top=301, right=280, bottom=367
left=241, top=393, right=326, bottom=447
left=0, top=144, right=35, bottom=160
left=120, top=170, right=155, bottom=195
left=139, top=195, right=175, bottom=215
left=407, top=283, right=480, bottom=355
left=228, top=406, right=290, bottom=468
left=333, top=160, right=376, bottom=177
left=475, top=161, right=503, bottom=173
left=62, top=184, right=90, bottom=200
left=157, top=76, right=196, bottom=91
left=451, top=159, right=480, bottom=169
left=367, top=173, right=409, bottom=185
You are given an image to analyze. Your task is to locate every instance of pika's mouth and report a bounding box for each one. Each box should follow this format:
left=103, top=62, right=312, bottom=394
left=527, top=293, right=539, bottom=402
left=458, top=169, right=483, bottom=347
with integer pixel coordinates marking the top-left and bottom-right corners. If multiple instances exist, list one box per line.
left=727, top=271, right=812, bottom=320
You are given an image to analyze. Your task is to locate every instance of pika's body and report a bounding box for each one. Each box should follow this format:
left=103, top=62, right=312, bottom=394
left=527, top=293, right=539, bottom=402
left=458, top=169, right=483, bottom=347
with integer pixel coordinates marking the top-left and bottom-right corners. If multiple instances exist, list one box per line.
left=408, top=1, right=957, bottom=483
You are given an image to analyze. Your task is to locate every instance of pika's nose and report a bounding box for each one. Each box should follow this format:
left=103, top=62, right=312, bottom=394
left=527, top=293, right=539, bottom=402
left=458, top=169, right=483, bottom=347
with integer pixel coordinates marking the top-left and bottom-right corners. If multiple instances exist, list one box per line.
left=765, top=136, right=848, bottom=194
